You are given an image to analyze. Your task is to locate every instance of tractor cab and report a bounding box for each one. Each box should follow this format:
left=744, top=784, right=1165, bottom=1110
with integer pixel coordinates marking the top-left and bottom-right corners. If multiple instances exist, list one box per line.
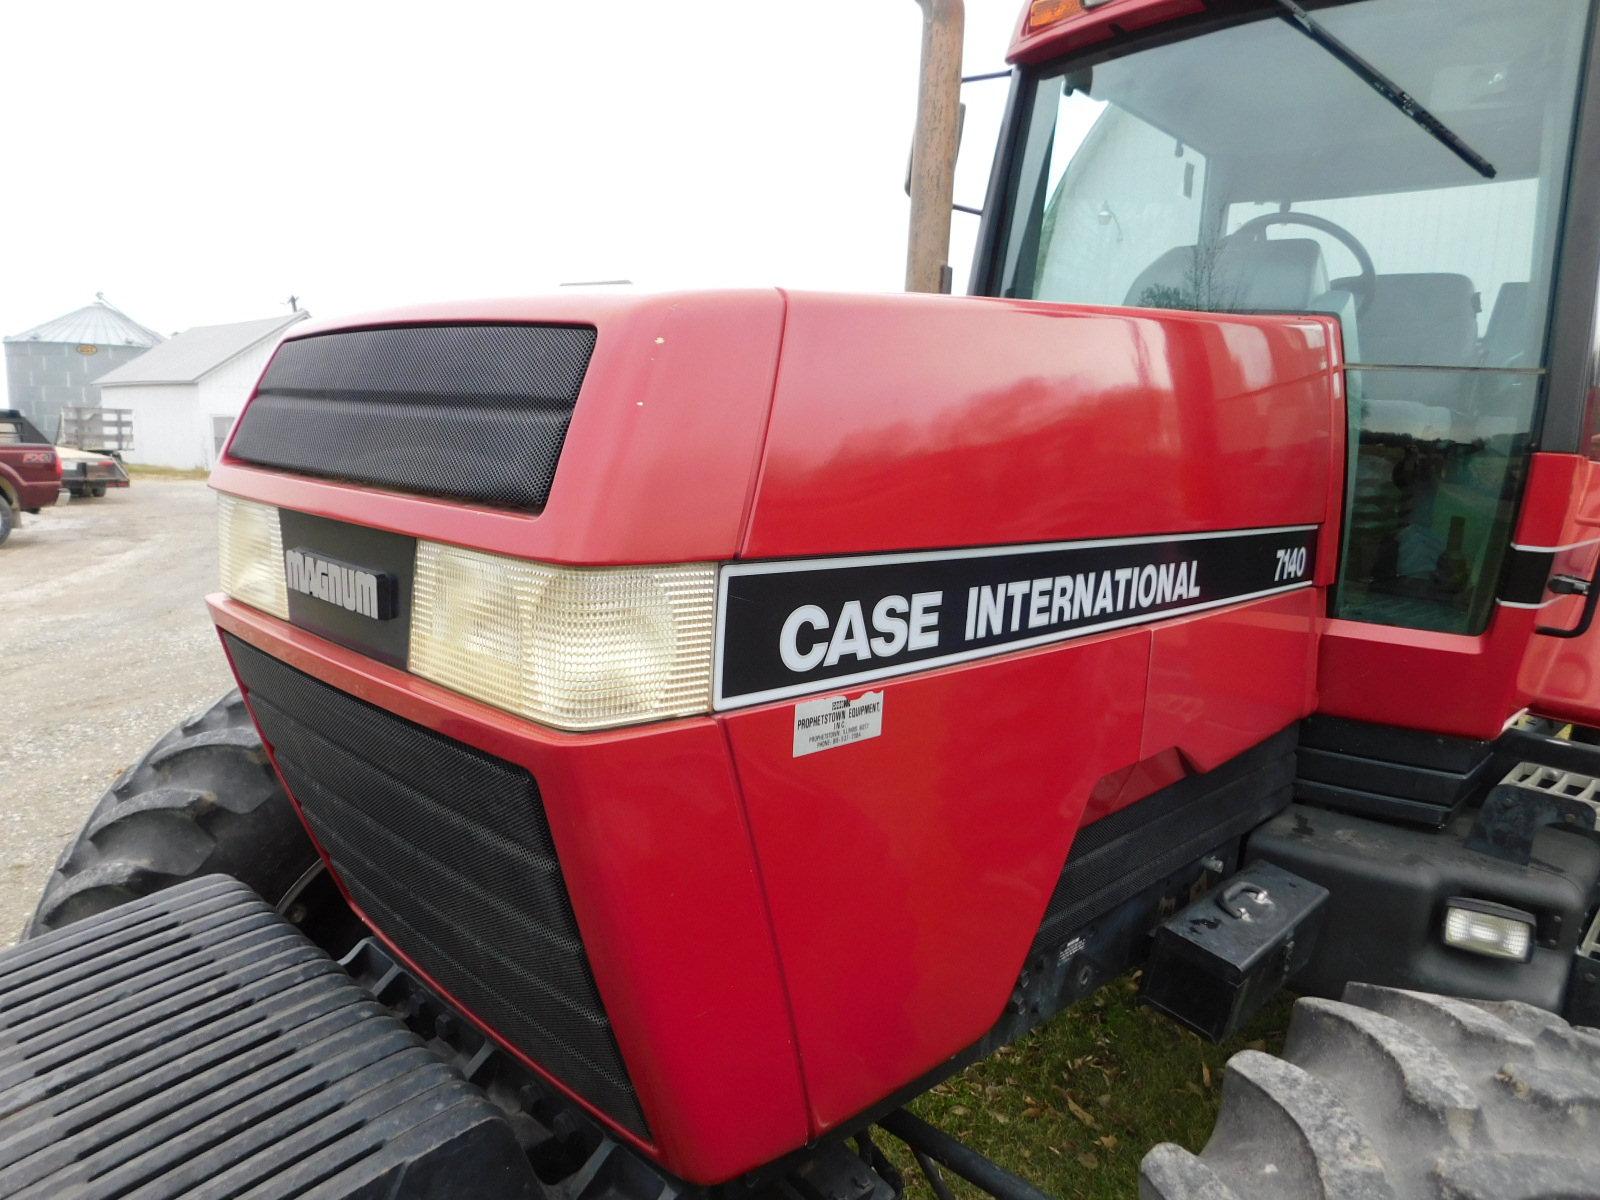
left=979, top=0, right=1600, bottom=736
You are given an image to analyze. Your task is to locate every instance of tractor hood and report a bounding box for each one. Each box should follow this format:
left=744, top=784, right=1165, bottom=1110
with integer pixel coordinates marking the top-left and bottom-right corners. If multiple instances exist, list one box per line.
left=204, top=285, right=1346, bottom=1179
left=215, top=288, right=1340, bottom=572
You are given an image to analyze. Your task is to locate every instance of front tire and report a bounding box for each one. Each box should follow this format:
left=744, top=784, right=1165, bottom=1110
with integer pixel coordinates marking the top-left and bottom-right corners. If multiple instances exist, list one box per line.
left=0, top=496, right=12, bottom=546
left=1141, top=983, right=1600, bottom=1200
left=26, top=690, right=318, bottom=937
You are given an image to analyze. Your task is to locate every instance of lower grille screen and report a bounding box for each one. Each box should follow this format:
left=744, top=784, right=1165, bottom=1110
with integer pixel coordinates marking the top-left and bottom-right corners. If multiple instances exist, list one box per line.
left=225, top=634, right=648, bottom=1136
left=228, top=323, right=597, bottom=511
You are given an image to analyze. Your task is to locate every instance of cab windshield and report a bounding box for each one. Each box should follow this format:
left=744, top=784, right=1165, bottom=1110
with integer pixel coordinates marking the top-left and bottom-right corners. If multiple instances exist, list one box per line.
left=995, top=0, right=1592, bottom=635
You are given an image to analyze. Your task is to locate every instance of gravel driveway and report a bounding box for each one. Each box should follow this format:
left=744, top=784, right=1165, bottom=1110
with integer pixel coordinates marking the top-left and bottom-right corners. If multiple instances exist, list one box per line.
left=0, top=480, right=234, bottom=942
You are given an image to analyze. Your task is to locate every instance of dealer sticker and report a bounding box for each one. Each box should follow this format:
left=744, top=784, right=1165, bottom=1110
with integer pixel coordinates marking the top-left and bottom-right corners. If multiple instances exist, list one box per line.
left=793, top=691, right=884, bottom=757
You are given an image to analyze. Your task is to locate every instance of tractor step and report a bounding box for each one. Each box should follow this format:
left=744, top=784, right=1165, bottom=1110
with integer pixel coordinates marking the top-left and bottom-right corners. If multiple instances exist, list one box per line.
left=0, top=875, right=538, bottom=1200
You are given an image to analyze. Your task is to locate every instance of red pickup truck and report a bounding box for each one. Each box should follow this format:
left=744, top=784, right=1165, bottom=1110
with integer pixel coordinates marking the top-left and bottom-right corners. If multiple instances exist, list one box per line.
left=0, top=409, right=61, bottom=546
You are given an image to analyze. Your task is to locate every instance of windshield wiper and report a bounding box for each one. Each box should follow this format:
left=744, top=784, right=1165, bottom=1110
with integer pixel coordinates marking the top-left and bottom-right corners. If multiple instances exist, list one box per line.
left=1272, top=0, right=1496, bottom=180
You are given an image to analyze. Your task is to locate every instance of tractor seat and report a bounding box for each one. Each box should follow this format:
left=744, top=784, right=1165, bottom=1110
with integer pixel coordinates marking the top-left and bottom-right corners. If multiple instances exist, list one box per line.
left=1481, top=282, right=1531, bottom=368
left=1330, top=272, right=1481, bottom=370
left=1331, top=272, right=1481, bottom=407
left=1124, top=238, right=1329, bottom=313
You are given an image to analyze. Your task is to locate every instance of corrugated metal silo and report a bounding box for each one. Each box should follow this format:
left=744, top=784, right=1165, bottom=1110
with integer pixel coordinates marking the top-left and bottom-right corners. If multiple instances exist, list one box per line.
left=3, top=295, right=163, bottom=438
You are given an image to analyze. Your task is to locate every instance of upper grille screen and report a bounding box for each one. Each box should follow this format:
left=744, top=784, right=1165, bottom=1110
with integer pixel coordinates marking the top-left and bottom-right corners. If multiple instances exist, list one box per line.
left=225, top=634, right=648, bottom=1136
left=228, top=323, right=598, bottom=510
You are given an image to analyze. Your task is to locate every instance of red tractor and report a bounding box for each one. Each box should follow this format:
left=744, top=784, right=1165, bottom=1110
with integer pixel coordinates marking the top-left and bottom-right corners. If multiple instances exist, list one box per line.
left=9, top=1, right=1600, bottom=1197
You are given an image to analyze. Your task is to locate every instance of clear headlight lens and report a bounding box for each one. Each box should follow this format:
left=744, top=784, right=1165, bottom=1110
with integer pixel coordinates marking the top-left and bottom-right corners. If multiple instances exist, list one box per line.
left=1443, top=899, right=1535, bottom=962
left=410, top=543, right=716, bottom=731
left=218, top=494, right=289, bottom=619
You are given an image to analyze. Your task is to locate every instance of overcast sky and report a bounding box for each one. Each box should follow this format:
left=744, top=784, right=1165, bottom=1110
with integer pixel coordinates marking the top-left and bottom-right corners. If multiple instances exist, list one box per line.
left=1, top=0, right=1021, bottom=385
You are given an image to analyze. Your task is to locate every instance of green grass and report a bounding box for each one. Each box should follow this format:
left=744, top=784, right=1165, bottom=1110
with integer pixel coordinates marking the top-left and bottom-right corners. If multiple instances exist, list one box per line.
left=124, top=463, right=211, bottom=481
left=879, top=974, right=1294, bottom=1200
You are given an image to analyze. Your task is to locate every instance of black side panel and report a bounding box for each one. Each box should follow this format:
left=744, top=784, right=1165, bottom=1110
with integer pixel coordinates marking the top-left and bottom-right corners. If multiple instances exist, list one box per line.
left=1296, top=714, right=1494, bottom=828
left=0, top=876, right=536, bottom=1200
left=226, top=635, right=649, bottom=1137
left=1248, top=803, right=1600, bottom=1011
left=1032, top=727, right=1298, bottom=956
left=229, top=323, right=597, bottom=511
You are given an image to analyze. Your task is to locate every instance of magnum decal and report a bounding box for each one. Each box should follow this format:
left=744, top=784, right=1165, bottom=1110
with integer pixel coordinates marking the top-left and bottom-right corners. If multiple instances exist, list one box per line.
left=714, top=525, right=1318, bottom=707
left=283, top=548, right=397, bottom=621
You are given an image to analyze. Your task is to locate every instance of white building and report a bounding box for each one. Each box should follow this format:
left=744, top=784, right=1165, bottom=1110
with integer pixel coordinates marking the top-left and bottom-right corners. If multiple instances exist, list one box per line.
left=95, top=312, right=309, bottom=470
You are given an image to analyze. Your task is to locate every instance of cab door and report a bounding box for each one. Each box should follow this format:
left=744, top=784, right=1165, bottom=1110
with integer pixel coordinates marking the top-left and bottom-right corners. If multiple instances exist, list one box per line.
left=1520, top=443, right=1600, bottom=727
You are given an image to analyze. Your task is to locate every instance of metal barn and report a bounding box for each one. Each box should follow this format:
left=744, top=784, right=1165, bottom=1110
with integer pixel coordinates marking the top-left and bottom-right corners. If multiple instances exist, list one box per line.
left=95, top=312, right=308, bottom=470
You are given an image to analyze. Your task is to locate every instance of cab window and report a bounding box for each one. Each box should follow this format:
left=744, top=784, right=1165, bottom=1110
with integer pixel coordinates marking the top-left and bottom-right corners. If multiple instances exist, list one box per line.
left=994, top=0, right=1590, bottom=635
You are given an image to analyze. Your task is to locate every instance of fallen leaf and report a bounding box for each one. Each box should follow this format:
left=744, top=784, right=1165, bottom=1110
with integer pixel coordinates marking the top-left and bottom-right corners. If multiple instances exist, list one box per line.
left=1076, top=1152, right=1100, bottom=1169
left=1065, top=1097, right=1099, bottom=1129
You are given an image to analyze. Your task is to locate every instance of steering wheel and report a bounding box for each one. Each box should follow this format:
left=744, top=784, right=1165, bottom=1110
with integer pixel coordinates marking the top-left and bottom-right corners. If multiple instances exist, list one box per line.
left=1228, top=211, right=1377, bottom=316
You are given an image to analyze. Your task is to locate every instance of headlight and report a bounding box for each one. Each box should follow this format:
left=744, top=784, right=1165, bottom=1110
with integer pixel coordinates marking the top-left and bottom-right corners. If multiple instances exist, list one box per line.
left=218, top=495, right=289, bottom=619
left=1442, top=898, right=1535, bottom=962
left=410, top=542, right=716, bottom=731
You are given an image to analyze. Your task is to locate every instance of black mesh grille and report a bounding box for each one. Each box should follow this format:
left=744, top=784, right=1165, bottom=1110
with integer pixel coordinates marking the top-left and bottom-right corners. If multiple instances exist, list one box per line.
left=229, top=323, right=598, bottom=510
left=225, top=634, right=648, bottom=1136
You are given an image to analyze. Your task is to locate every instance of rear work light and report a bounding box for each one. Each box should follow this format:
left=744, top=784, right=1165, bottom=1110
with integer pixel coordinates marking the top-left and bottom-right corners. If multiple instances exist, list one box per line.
left=218, top=495, right=289, bottom=620
left=1442, top=898, right=1536, bottom=962
left=410, top=545, right=717, bottom=732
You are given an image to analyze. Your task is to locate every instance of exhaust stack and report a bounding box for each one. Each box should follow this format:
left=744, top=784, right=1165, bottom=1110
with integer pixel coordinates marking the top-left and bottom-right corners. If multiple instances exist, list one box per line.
left=906, top=0, right=964, bottom=294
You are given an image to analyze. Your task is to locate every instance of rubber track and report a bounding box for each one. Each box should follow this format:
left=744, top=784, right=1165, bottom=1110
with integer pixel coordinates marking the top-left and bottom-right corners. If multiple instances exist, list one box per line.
left=0, top=876, right=536, bottom=1198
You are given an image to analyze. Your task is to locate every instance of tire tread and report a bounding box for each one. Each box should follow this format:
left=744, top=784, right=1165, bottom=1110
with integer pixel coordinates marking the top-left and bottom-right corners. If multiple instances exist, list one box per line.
left=1141, top=986, right=1600, bottom=1200
left=26, top=690, right=315, bottom=938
